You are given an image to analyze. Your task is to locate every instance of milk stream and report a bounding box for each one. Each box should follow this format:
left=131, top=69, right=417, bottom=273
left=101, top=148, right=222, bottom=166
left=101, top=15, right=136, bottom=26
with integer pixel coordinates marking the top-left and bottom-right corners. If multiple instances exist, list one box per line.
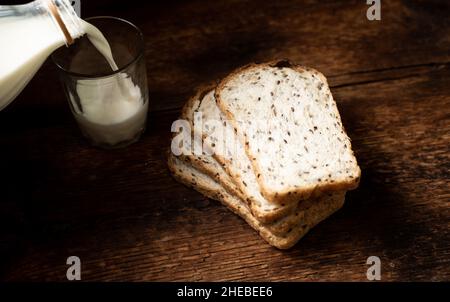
left=81, top=20, right=119, bottom=71
left=0, top=14, right=146, bottom=145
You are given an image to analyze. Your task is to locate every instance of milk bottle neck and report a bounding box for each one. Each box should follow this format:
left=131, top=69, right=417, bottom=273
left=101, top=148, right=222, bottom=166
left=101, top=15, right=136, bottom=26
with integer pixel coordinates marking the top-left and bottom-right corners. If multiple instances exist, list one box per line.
left=43, top=0, right=84, bottom=45
left=1, top=0, right=84, bottom=45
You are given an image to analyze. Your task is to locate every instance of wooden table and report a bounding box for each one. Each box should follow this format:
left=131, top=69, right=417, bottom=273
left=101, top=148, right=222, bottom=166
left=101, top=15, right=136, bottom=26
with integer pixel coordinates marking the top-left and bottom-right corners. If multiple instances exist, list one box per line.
left=1, top=0, right=449, bottom=281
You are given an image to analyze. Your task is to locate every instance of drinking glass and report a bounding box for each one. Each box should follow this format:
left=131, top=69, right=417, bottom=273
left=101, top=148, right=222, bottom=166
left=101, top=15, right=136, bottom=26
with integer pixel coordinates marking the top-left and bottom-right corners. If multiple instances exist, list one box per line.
left=52, top=16, right=148, bottom=149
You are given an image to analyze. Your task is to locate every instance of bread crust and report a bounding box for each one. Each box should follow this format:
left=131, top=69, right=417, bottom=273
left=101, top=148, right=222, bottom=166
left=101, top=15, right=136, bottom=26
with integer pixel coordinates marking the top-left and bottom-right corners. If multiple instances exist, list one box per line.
left=168, top=153, right=345, bottom=249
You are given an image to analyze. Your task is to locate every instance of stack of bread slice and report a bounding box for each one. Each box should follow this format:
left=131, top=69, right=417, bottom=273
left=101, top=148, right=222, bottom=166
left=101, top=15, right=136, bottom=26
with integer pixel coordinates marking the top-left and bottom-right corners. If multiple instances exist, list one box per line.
left=168, top=60, right=360, bottom=249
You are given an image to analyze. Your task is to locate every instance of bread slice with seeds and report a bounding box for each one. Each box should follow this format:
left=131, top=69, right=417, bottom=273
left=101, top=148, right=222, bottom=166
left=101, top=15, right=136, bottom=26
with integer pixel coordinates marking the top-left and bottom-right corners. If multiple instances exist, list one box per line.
left=168, top=153, right=345, bottom=249
left=187, top=87, right=299, bottom=223
left=215, top=60, right=361, bottom=204
left=174, top=86, right=316, bottom=228
left=171, top=88, right=347, bottom=236
left=175, top=84, right=246, bottom=204
left=176, top=148, right=346, bottom=237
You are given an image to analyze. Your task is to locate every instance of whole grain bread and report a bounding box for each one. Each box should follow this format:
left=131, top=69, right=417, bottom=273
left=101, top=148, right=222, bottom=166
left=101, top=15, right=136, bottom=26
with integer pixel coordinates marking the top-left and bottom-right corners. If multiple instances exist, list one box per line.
left=175, top=84, right=247, bottom=204
left=168, top=154, right=345, bottom=249
left=171, top=85, right=341, bottom=235
left=215, top=60, right=361, bottom=204
left=175, top=87, right=323, bottom=232
left=180, top=86, right=309, bottom=223
left=175, top=145, right=345, bottom=236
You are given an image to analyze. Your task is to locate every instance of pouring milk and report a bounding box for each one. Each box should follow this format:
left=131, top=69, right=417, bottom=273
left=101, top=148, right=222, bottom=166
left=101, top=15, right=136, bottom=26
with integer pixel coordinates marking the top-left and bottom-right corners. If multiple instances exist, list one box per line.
left=0, top=0, right=147, bottom=145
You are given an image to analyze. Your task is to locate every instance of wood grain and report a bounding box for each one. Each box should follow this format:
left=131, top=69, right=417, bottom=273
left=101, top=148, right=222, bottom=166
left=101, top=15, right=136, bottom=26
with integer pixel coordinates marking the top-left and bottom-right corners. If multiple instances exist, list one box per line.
left=0, top=0, right=449, bottom=281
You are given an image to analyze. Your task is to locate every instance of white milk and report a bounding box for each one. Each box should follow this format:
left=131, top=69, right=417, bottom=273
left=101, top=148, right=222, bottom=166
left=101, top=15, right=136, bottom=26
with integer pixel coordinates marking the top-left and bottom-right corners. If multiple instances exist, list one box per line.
left=72, top=72, right=148, bottom=146
left=0, top=15, right=69, bottom=110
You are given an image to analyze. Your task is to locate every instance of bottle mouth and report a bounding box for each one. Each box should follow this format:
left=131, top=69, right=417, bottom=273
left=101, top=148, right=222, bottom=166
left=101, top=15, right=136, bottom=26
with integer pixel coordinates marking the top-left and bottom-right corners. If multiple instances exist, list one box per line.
left=46, top=0, right=74, bottom=45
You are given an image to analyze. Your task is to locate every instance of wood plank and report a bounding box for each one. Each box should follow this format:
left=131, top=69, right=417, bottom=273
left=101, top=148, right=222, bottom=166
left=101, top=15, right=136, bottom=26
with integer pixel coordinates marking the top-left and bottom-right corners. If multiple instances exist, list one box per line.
left=2, top=64, right=449, bottom=281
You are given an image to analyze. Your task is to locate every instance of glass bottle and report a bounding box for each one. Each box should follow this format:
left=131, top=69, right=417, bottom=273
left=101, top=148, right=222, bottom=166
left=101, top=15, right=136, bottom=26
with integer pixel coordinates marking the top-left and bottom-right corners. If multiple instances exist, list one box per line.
left=0, top=0, right=83, bottom=110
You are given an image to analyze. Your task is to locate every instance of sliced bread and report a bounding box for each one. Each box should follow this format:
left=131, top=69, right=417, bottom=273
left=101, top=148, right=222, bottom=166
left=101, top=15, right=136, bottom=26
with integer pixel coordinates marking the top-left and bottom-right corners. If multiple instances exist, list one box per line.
left=176, top=151, right=346, bottom=237
left=175, top=85, right=247, bottom=204
left=168, top=154, right=345, bottom=249
left=215, top=60, right=361, bottom=204
left=173, top=90, right=346, bottom=235
left=189, top=87, right=298, bottom=222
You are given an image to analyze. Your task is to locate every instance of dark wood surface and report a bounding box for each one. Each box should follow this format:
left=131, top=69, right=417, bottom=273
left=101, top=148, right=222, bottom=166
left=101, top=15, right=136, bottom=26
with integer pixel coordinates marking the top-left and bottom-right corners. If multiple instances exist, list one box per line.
left=1, top=0, right=449, bottom=281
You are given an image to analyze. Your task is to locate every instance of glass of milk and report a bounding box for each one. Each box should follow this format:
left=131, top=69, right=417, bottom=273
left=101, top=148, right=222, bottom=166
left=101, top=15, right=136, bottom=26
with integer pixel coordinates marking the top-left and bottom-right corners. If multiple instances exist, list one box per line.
left=52, top=16, right=149, bottom=149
